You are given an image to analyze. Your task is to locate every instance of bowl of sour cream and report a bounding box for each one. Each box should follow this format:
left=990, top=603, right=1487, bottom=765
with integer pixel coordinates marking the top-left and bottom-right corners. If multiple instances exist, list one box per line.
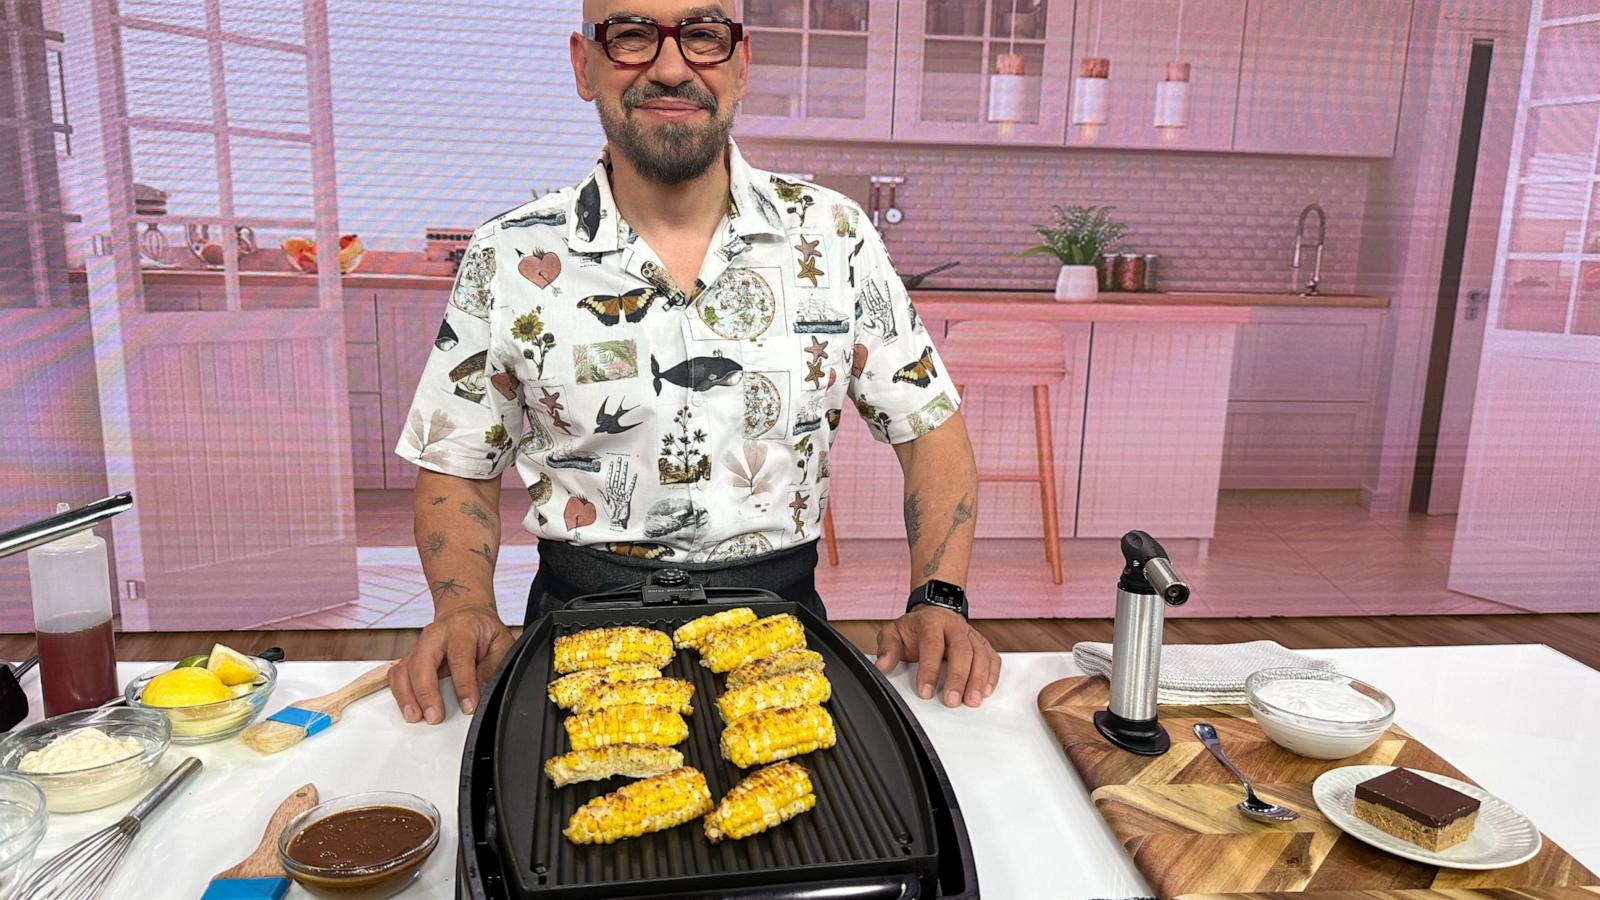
left=0, top=707, right=171, bottom=812
left=1245, top=667, right=1395, bottom=759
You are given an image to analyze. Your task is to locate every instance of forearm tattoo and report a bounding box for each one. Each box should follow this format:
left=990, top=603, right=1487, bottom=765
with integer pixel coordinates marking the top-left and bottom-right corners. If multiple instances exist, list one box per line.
left=460, top=500, right=494, bottom=529
left=920, top=494, right=975, bottom=578
left=421, top=531, right=446, bottom=559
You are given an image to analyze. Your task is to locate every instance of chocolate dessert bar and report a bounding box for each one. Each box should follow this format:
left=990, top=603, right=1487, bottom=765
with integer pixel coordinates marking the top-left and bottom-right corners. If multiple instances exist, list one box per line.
left=1353, top=767, right=1481, bottom=851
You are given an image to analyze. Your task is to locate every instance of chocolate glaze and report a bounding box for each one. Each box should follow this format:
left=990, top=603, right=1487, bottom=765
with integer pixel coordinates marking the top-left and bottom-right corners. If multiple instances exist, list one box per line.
left=287, top=806, right=435, bottom=872
left=1354, top=768, right=1480, bottom=827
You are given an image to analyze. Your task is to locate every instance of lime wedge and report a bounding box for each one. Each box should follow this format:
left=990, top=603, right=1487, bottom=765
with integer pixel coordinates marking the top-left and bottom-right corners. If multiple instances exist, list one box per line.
left=175, top=654, right=209, bottom=669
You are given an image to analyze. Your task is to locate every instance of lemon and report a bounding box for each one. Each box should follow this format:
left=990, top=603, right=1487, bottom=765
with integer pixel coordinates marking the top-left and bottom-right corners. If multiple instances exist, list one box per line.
left=141, top=667, right=232, bottom=708
left=205, top=644, right=259, bottom=687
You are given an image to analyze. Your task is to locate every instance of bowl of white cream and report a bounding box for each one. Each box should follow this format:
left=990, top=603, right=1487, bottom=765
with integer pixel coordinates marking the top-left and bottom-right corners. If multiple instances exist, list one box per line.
left=0, top=707, right=171, bottom=812
left=1245, top=667, right=1395, bottom=759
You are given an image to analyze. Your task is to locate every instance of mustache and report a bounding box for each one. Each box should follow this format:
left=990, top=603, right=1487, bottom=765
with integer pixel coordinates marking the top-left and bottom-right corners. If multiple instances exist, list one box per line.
left=623, top=82, right=718, bottom=114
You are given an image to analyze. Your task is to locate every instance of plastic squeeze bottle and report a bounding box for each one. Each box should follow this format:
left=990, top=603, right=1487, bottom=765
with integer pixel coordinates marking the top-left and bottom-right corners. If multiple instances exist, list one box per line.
left=28, top=503, right=120, bottom=715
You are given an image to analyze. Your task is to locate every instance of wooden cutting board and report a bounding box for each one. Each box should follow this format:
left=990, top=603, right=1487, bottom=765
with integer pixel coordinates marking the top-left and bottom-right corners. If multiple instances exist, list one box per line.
left=1038, top=676, right=1598, bottom=899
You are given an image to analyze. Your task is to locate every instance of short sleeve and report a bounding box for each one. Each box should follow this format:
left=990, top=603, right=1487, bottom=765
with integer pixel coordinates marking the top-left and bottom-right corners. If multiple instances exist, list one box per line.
left=393, top=232, right=525, bottom=479
left=846, top=229, right=962, bottom=444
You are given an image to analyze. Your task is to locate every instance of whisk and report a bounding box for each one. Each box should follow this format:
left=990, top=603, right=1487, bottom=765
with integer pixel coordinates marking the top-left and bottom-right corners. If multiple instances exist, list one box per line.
left=12, top=757, right=202, bottom=899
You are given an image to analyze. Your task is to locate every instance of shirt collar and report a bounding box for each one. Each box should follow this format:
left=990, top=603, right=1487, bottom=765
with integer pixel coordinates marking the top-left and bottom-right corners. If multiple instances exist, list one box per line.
left=566, top=139, right=786, bottom=254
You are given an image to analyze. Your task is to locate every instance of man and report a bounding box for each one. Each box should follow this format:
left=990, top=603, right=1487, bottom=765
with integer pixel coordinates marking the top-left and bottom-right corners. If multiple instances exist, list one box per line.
left=388, top=0, right=1000, bottom=725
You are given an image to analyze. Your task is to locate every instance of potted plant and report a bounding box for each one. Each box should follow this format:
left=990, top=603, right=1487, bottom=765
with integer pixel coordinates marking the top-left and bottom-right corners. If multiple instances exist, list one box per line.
left=1022, top=205, right=1129, bottom=302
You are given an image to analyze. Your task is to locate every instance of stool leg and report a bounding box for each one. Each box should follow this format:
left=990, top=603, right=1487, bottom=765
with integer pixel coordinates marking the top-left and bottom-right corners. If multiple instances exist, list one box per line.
left=1033, top=385, right=1064, bottom=585
left=822, top=505, right=840, bottom=566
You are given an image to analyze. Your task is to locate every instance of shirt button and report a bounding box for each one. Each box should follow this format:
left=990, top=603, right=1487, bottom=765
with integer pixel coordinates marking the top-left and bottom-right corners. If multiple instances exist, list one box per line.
left=691, top=394, right=704, bottom=407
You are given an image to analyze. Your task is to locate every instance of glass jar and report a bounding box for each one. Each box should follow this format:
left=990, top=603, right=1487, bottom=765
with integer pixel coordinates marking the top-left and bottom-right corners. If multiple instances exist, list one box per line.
left=1116, top=253, right=1146, bottom=292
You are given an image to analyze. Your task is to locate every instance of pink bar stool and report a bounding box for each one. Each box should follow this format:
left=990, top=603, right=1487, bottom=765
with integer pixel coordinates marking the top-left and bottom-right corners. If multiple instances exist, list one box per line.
left=938, top=320, right=1068, bottom=584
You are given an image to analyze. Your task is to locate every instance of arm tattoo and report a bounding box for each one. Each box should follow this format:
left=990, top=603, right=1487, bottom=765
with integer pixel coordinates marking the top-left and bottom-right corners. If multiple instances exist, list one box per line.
left=903, top=493, right=924, bottom=546
left=460, top=500, right=494, bottom=529
left=430, top=496, right=446, bottom=505
left=430, top=578, right=466, bottom=601
left=422, top=532, right=446, bottom=559
left=920, top=495, right=975, bottom=578
left=469, top=543, right=495, bottom=565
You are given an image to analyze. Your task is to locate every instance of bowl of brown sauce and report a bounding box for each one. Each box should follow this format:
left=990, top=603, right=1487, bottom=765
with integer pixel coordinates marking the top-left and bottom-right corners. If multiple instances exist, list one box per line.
left=277, top=791, right=441, bottom=893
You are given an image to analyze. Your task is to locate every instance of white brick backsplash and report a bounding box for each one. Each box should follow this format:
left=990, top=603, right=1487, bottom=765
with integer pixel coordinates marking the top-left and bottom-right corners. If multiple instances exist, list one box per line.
left=741, top=140, right=1372, bottom=293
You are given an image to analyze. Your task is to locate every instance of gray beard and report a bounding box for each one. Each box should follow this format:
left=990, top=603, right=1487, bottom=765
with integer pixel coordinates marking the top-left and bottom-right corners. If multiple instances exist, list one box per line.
left=598, top=91, right=736, bottom=186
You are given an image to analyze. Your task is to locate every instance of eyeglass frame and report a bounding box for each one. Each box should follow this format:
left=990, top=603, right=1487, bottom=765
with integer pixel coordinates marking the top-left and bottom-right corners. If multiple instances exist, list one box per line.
left=582, top=15, right=746, bottom=67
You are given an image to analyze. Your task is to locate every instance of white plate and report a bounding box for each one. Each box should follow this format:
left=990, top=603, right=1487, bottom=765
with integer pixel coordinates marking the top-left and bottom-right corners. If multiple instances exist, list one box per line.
left=1312, top=765, right=1542, bottom=870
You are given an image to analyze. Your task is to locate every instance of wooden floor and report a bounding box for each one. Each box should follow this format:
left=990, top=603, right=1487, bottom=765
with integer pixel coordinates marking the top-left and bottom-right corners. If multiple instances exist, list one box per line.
left=6, top=614, right=1595, bottom=671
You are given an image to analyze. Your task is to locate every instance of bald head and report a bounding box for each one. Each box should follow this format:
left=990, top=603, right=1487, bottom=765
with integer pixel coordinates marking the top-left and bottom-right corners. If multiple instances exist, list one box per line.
left=581, top=0, right=736, bottom=21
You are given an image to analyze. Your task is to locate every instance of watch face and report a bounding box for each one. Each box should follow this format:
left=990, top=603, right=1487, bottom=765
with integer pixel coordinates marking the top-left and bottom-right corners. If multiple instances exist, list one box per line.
left=914, top=580, right=968, bottom=616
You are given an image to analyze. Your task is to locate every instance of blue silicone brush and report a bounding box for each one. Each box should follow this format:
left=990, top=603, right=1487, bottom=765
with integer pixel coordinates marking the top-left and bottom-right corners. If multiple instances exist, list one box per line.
left=199, top=783, right=319, bottom=899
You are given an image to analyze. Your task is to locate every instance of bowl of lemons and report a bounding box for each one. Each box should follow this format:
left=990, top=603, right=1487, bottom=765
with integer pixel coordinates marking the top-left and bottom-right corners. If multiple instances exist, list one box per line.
left=124, top=644, right=277, bottom=744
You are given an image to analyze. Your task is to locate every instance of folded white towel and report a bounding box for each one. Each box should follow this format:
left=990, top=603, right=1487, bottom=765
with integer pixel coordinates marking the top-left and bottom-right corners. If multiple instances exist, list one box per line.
left=1071, top=640, right=1335, bottom=705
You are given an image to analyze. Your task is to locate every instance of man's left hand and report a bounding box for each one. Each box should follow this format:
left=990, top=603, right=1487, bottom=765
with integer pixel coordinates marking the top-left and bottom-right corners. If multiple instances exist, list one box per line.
left=874, top=605, right=1000, bottom=708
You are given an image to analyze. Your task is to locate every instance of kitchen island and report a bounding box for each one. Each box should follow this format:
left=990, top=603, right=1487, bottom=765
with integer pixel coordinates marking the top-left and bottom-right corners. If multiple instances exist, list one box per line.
left=12, top=645, right=1592, bottom=898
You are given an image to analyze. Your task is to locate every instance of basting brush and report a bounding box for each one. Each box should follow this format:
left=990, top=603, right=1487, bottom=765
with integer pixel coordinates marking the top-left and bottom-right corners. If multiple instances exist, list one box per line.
left=241, top=661, right=395, bottom=755
left=200, top=783, right=319, bottom=899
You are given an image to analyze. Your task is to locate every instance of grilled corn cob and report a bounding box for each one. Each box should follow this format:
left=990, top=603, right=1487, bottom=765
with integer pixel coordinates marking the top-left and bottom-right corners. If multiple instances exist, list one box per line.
left=564, top=766, right=713, bottom=844
left=546, top=664, right=662, bottom=710
left=554, top=626, right=674, bottom=674
left=717, top=669, right=832, bottom=722
left=576, top=677, right=696, bottom=716
left=544, top=744, right=684, bottom=787
left=720, top=704, right=837, bottom=767
left=704, top=761, right=816, bottom=843
left=673, top=607, right=757, bottom=650
left=700, top=614, right=806, bottom=673
left=726, top=648, right=826, bottom=689
left=566, top=703, right=689, bottom=750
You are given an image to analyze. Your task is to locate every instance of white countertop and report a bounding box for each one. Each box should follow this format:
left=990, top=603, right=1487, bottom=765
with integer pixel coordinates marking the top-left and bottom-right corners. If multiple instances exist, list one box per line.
left=10, top=645, right=1597, bottom=898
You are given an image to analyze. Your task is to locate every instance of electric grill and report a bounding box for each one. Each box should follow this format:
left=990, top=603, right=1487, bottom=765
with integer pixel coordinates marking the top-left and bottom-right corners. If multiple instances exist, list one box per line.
left=459, top=571, right=978, bottom=899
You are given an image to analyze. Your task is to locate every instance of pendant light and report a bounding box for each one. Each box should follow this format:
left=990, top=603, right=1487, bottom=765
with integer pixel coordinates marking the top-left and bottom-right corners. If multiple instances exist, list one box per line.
left=988, top=0, right=1028, bottom=127
left=1154, top=0, right=1191, bottom=142
left=1071, top=0, right=1110, bottom=139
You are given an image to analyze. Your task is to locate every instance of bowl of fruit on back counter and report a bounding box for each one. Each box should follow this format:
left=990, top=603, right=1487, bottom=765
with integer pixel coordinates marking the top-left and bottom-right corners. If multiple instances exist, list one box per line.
left=123, top=644, right=277, bottom=743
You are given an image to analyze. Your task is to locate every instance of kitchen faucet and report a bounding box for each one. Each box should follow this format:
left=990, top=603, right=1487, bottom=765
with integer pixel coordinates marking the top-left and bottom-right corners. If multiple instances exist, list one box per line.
left=1292, top=204, right=1326, bottom=296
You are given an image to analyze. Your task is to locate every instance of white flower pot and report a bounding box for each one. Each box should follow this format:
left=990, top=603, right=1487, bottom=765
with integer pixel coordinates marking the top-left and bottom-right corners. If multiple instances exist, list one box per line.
left=1055, top=265, right=1099, bottom=302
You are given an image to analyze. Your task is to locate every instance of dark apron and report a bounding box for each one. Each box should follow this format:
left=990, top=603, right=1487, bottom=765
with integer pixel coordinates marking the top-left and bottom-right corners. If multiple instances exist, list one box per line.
left=524, top=539, right=826, bottom=628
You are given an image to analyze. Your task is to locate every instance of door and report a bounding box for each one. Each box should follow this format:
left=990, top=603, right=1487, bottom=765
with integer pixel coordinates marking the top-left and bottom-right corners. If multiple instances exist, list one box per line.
left=1429, top=24, right=1526, bottom=514
left=1448, top=0, right=1600, bottom=611
left=1234, top=0, right=1414, bottom=157
left=736, top=0, right=899, bottom=140
left=65, top=0, right=355, bottom=629
left=1064, top=0, right=1246, bottom=151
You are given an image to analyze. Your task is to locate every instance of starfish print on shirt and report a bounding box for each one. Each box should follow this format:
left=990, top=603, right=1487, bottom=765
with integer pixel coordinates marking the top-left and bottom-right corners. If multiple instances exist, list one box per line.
left=797, top=256, right=823, bottom=288
left=804, top=336, right=828, bottom=364
left=794, top=236, right=821, bottom=262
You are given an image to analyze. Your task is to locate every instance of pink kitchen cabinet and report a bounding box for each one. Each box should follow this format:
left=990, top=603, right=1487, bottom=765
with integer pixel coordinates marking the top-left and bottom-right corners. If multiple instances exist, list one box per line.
left=1064, top=0, right=1247, bottom=151
left=1233, top=0, right=1415, bottom=157
left=892, top=0, right=1075, bottom=144
left=736, top=0, right=901, bottom=140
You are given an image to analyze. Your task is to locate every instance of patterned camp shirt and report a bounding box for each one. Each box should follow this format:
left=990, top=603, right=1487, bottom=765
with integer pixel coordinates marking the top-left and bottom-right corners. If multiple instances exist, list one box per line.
left=394, top=140, right=960, bottom=564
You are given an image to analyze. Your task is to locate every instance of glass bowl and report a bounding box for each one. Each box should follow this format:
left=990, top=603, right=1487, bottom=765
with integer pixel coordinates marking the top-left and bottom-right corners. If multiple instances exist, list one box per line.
left=0, top=707, right=170, bottom=813
left=278, top=791, right=441, bottom=894
left=0, top=773, right=47, bottom=895
left=123, top=657, right=277, bottom=744
left=1246, top=667, right=1396, bottom=760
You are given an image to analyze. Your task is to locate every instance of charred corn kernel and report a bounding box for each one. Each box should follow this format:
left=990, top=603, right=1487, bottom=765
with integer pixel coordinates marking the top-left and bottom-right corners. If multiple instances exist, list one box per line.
left=704, top=761, right=816, bottom=843
left=576, top=677, right=696, bottom=716
left=726, top=648, right=826, bottom=689
left=720, top=704, right=836, bottom=768
left=547, top=665, right=662, bottom=710
left=564, top=766, right=713, bottom=844
left=566, top=703, right=689, bottom=750
left=717, top=669, right=832, bottom=722
left=544, top=744, right=685, bottom=787
left=553, top=626, right=674, bottom=674
left=673, top=607, right=758, bottom=650
left=700, top=614, right=806, bottom=673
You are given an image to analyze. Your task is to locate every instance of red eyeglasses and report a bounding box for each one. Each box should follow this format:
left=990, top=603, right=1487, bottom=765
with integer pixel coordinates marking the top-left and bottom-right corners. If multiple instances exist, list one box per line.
left=583, top=16, right=744, bottom=66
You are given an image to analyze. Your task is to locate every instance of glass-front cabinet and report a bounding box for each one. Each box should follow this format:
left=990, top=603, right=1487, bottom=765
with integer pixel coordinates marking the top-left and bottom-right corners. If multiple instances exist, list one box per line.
left=892, top=0, right=1074, bottom=144
left=737, top=0, right=900, bottom=140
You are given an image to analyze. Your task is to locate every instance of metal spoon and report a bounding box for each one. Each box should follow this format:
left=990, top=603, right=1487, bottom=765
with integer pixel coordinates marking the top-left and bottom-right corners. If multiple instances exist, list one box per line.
left=1193, top=722, right=1299, bottom=822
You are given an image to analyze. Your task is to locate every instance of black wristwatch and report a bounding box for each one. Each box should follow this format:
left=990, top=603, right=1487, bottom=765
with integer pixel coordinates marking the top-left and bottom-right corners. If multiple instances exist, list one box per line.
left=906, top=579, right=969, bottom=619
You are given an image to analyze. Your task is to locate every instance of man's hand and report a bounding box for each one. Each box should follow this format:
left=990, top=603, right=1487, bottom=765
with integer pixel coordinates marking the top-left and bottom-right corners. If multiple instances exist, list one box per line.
left=390, top=604, right=515, bottom=724
left=874, top=605, right=1000, bottom=708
